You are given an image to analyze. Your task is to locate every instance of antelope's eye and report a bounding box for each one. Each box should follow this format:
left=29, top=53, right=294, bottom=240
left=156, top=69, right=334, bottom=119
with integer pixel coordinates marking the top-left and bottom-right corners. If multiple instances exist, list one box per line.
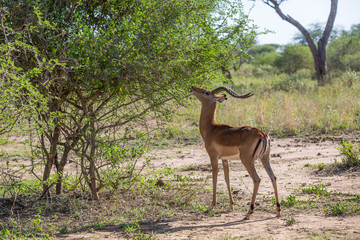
left=205, top=91, right=210, bottom=95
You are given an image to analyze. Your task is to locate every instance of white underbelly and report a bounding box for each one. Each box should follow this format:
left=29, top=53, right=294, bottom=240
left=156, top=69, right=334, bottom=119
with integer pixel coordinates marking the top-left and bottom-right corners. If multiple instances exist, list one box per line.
left=221, top=153, right=241, bottom=160
left=213, top=143, right=241, bottom=160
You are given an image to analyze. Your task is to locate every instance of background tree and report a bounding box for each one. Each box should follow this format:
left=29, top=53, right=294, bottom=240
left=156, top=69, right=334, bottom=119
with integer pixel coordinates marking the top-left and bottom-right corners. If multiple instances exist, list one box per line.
left=0, top=0, right=255, bottom=199
left=257, top=0, right=338, bottom=86
left=249, top=44, right=280, bottom=67
left=275, top=44, right=312, bottom=74
left=328, top=24, right=360, bottom=72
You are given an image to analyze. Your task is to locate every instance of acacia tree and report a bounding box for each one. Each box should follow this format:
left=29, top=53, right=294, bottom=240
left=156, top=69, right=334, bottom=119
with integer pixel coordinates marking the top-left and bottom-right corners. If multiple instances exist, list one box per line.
left=0, top=0, right=255, bottom=199
left=276, top=44, right=312, bottom=74
left=258, top=0, right=338, bottom=86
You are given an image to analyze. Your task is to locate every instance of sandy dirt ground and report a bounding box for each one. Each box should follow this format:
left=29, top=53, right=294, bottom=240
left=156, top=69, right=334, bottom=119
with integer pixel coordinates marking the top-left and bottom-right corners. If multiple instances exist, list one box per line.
left=65, top=136, right=360, bottom=240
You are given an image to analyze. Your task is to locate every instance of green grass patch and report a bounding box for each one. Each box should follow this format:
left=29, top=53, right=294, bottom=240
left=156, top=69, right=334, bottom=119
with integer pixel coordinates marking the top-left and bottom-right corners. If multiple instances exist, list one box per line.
left=281, top=194, right=297, bottom=207
left=284, top=216, right=296, bottom=226
left=300, top=184, right=331, bottom=196
left=338, top=139, right=360, bottom=168
left=325, top=199, right=360, bottom=216
left=304, top=162, right=327, bottom=171
left=281, top=184, right=360, bottom=217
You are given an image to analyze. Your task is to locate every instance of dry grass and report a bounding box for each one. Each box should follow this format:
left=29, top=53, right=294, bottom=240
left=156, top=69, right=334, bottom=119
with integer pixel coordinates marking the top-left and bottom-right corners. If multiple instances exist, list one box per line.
left=171, top=79, right=360, bottom=139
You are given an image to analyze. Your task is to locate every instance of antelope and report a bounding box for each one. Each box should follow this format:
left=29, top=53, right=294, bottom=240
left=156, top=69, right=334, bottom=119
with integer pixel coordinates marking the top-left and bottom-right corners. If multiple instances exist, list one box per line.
left=190, top=86, right=281, bottom=220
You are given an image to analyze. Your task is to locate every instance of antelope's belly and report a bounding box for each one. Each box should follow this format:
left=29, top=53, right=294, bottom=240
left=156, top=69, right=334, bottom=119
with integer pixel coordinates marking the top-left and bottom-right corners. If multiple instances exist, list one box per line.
left=221, top=154, right=241, bottom=160
left=213, top=143, right=240, bottom=160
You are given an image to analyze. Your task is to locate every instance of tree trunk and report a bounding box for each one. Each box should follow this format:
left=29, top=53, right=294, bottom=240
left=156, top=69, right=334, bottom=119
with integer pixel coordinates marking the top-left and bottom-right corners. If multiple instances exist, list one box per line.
left=40, top=94, right=65, bottom=197
left=88, top=115, right=99, bottom=200
left=55, top=132, right=83, bottom=194
left=41, top=125, right=60, bottom=197
left=55, top=145, right=71, bottom=194
left=315, top=40, right=329, bottom=86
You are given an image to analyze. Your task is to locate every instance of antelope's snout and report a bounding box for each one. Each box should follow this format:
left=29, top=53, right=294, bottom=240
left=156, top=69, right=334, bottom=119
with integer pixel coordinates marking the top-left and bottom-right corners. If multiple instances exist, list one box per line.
left=190, top=86, right=198, bottom=94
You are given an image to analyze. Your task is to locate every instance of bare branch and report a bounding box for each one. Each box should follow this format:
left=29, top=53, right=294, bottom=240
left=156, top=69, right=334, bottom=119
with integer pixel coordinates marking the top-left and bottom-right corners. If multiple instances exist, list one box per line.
left=320, top=0, right=338, bottom=45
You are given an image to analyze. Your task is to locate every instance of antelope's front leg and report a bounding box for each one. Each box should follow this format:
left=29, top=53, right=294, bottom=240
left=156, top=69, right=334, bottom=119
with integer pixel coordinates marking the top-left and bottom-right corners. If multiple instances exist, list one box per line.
left=222, top=160, right=234, bottom=210
left=210, top=156, right=219, bottom=207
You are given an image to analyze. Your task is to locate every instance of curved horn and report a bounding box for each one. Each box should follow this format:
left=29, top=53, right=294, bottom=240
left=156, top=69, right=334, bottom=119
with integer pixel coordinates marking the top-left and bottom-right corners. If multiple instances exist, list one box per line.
left=210, top=87, right=253, bottom=99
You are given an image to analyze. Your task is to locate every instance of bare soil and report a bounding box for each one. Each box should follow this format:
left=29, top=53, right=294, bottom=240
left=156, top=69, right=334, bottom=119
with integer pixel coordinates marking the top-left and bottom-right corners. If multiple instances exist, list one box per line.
left=65, top=136, right=360, bottom=239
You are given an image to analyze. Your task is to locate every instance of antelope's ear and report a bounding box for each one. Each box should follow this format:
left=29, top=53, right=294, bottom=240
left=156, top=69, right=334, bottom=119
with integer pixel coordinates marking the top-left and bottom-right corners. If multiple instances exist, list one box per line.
left=214, top=94, right=227, bottom=103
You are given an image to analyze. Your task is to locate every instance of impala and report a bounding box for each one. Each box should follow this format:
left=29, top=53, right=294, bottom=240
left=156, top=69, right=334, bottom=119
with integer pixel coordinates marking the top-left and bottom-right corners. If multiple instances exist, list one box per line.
left=190, top=86, right=281, bottom=220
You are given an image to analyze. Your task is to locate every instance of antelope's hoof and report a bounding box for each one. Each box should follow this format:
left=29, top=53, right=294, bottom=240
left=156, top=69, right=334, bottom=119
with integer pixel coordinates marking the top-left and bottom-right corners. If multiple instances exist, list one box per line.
left=276, top=206, right=281, bottom=217
left=244, top=210, right=252, bottom=220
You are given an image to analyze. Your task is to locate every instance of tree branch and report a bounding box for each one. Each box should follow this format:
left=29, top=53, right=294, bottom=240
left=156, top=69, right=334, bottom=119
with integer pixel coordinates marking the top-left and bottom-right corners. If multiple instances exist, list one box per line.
left=320, top=0, right=338, bottom=45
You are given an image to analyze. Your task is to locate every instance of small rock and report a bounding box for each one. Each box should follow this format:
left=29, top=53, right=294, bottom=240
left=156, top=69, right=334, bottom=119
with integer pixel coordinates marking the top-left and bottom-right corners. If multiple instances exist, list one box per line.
left=155, top=179, right=165, bottom=187
left=232, top=190, right=240, bottom=194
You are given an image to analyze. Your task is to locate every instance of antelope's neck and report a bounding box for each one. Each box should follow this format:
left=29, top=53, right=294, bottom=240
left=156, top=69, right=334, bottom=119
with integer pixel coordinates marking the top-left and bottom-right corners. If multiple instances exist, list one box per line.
left=199, top=103, right=217, bottom=140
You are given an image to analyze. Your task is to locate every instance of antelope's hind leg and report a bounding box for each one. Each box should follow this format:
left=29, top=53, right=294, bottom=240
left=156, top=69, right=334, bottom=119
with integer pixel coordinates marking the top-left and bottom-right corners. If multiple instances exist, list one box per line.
left=260, top=153, right=281, bottom=217
left=241, top=156, right=261, bottom=220
left=222, top=160, right=234, bottom=210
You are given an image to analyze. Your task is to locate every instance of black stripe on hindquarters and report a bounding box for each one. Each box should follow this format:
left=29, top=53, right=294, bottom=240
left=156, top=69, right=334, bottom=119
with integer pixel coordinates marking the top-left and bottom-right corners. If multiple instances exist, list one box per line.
left=252, top=139, right=263, bottom=157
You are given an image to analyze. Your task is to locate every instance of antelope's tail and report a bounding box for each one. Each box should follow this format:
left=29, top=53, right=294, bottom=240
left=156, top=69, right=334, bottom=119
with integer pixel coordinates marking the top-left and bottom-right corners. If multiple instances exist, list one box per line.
left=252, top=134, right=270, bottom=159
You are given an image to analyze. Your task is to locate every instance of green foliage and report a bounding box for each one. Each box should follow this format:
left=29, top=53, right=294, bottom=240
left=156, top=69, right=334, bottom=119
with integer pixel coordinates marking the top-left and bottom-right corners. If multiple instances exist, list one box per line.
left=253, top=52, right=279, bottom=67
left=301, top=184, right=331, bottom=196
left=0, top=178, right=42, bottom=199
left=249, top=44, right=280, bottom=67
left=284, top=216, right=296, bottom=226
left=252, top=64, right=279, bottom=77
left=275, top=44, right=313, bottom=74
left=101, top=133, right=147, bottom=168
left=58, top=226, right=68, bottom=234
left=0, top=214, right=53, bottom=239
left=247, top=43, right=314, bottom=77
left=338, top=140, right=360, bottom=168
left=248, top=44, right=280, bottom=56
left=0, top=43, right=50, bottom=135
left=339, top=70, right=360, bottom=87
left=32, top=215, right=43, bottom=232
left=286, top=184, right=360, bottom=217
left=1, top=0, right=256, bottom=199
left=326, top=201, right=349, bottom=216
left=236, top=63, right=277, bottom=78
left=304, top=162, right=326, bottom=171
left=315, top=163, right=326, bottom=171
left=325, top=198, right=360, bottom=216
left=281, top=195, right=297, bottom=207
left=122, top=222, right=156, bottom=240
left=190, top=202, right=212, bottom=213
left=0, top=137, right=9, bottom=145
left=328, top=24, right=360, bottom=72
left=272, top=71, right=312, bottom=92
